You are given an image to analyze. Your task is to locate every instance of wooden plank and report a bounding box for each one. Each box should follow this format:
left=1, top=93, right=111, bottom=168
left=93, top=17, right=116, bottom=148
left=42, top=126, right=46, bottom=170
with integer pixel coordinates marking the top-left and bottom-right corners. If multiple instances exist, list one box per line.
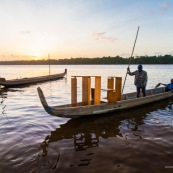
left=107, top=77, right=114, bottom=102
left=101, top=88, right=114, bottom=91
left=115, top=77, right=122, bottom=101
left=94, top=76, right=101, bottom=104
left=82, top=77, right=91, bottom=105
left=91, top=88, right=95, bottom=100
left=72, top=76, right=101, bottom=78
left=71, top=77, right=77, bottom=106
left=87, top=77, right=91, bottom=105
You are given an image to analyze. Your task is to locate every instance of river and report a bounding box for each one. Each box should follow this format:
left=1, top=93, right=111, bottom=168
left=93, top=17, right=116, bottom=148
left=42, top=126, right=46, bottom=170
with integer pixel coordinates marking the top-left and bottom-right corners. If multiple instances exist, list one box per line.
left=0, top=65, right=173, bottom=173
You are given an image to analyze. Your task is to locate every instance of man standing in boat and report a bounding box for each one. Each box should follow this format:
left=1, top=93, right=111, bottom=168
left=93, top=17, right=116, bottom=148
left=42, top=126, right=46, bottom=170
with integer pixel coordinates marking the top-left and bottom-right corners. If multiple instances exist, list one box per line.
left=127, top=64, right=148, bottom=98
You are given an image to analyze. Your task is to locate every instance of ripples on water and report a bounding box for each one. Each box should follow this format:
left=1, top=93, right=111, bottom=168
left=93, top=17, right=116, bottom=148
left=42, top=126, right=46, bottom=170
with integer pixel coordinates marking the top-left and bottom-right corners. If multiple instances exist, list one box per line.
left=0, top=65, right=173, bottom=173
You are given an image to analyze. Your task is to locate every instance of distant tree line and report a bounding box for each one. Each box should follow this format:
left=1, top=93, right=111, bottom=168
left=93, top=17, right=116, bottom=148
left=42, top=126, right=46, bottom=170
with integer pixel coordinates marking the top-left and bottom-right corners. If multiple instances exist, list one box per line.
left=0, top=55, right=173, bottom=65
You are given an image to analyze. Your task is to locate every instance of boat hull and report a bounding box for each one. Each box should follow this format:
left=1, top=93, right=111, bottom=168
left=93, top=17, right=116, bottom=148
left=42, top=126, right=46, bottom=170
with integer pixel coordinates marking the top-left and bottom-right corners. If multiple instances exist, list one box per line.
left=37, top=86, right=173, bottom=118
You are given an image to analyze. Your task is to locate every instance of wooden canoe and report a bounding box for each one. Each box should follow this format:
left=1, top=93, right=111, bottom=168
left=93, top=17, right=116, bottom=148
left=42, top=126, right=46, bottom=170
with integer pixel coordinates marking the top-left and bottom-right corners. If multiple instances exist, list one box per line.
left=37, top=86, right=173, bottom=118
left=0, top=69, right=67, bottom=87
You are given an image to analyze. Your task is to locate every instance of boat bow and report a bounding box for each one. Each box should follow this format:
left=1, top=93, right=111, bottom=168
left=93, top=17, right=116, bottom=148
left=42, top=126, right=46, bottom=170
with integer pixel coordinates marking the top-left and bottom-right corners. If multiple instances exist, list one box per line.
left=37, top=87, right=54, bottom=115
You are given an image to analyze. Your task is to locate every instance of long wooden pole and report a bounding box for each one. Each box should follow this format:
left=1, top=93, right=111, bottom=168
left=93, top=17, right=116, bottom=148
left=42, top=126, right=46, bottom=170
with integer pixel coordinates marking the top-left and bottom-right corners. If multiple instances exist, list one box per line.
left=121, top=26, right=140, bottom=94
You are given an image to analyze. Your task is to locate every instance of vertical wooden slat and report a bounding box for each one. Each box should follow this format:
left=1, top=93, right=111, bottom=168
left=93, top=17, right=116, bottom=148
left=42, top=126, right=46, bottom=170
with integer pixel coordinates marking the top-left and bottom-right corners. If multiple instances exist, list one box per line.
left=87, top=77, right=91, bottom=105
left=94, top=76, right=101, bottom=104
left=71, top=77, right=77, bottom=106
left=91, top=88, right=95, bottom=100
left=107, top=77, right=114, bottom=102
left=82, top=77, right=87, bottom=105
left=112, top=91, right=117, bottom=102
left=115, top=77, right=122, bottom=101
left=82, top=77, right=91, bottom=105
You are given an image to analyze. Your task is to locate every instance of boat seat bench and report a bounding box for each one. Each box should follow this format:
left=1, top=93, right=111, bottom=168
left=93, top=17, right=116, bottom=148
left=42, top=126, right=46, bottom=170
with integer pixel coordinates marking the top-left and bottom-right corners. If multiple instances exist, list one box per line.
left=91, top=87, right=114, bottom=92
left=101, top=88, right=114, bottom=91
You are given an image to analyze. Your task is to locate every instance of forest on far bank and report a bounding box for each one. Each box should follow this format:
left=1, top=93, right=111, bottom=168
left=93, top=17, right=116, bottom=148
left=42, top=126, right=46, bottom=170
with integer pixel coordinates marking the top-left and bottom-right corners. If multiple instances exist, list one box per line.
left=0, top=55, right=173, bottom=65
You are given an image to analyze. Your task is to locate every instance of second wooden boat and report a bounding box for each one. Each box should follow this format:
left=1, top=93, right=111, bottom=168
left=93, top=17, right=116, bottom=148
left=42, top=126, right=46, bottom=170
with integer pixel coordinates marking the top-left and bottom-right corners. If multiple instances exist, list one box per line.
left=0, top=69, right=67, bottom=87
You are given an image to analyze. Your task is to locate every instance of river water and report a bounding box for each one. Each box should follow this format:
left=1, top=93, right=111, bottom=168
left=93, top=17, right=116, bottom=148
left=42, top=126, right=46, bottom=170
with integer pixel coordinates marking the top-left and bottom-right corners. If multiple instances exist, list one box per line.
left=0, top=65, right=173, bottom=173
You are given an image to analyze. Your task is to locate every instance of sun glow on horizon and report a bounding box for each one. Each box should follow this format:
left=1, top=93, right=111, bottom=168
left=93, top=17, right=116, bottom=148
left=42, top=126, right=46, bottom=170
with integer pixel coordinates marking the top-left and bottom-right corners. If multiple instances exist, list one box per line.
left=28, top=52, right=42, bottom=60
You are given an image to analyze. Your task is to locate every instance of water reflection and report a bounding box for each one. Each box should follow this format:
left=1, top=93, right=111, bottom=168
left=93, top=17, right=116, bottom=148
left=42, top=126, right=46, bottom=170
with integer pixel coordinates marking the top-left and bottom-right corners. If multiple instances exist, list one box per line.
left=0, top=88, right=22, bottom=114
left=0, top=88, right=11, bottom=114
left=0, top=87, right=8, bottom=104
left=39, top=109, right=148, bottom=157
left=145, top=102, right=173, bottom=126
left=74, top=132, right=99, bottom=151
left=166, top=102, right=173, bottom=111
left=40, top=98, right=173, bottom=157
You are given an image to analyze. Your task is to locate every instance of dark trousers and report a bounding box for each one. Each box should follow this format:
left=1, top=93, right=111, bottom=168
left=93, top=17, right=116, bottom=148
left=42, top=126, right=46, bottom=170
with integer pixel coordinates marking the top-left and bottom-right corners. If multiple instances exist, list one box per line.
left=165, top=87, right=171, bottom=92
left=137, top=87, right=146, bottom=98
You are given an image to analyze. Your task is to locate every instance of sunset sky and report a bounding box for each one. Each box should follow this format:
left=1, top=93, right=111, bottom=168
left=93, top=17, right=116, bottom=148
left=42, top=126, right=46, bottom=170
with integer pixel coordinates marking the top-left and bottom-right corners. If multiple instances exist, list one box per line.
left=0, top=0, right=172, bottom=61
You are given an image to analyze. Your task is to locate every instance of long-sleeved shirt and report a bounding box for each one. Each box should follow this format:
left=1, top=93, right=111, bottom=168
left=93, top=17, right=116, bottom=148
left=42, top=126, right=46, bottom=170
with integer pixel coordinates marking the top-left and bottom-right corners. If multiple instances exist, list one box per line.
left=128, top=70, right=148, bottom=87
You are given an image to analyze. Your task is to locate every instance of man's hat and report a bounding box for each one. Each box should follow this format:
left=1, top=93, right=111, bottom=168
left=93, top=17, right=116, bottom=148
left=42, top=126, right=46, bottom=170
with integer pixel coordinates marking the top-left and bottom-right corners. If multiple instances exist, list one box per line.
left=138, top=64, right=142, bottom=69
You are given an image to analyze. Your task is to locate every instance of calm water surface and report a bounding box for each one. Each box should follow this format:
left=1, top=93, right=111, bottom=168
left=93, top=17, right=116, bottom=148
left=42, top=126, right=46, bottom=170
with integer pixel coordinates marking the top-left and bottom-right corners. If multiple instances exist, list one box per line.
left=0, top=65, right=173, bottom=173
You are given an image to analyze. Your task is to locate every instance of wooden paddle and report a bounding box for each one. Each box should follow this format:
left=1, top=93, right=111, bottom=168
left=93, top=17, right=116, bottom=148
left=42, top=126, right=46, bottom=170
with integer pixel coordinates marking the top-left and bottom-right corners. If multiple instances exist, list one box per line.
left=155, top=83, right=161, bottom=88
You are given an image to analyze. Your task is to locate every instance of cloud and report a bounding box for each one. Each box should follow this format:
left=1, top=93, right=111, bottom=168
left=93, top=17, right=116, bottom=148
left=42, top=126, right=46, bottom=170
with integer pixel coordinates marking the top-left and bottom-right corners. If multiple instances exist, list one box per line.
left=10, top=54, right=36, bottom=58
left=10, top=54, right=30, bottom=58
left=9, top=54, right=37, bottom=60
left=10, top=54, right=19, bottom=57
left=160, top=2, right=171, bottom=13
left=153, top=52, right=163, bottom=55
left=167, top=51, right=173, bottom=55
left=120, top=53, right=130, bottom=57
left=92, top=32, right=117, bottom=42
left=20, top=30, right=31, bottom=34
left=0, top=55, right=6, bottom=59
